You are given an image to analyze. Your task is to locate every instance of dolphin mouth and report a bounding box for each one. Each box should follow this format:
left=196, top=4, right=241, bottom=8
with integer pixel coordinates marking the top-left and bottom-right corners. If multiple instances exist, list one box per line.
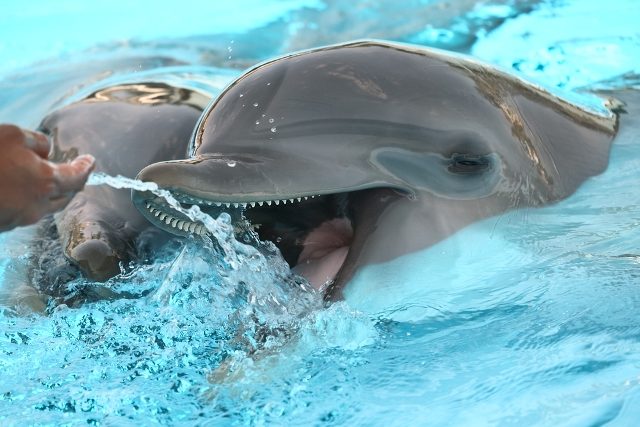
left=133, top=188, right=361, bottom=291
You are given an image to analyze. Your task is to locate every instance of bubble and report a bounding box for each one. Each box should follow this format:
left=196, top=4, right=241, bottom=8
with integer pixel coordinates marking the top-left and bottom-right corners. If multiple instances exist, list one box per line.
left=268, top=118, right=275, bottom=123
left=270, top=127, right=277, bottom=133
left=239, top=94, right=244, bottom=98
left=218, top=212, right=232, bottom=225
left=255, top=121, right=260, bottom=125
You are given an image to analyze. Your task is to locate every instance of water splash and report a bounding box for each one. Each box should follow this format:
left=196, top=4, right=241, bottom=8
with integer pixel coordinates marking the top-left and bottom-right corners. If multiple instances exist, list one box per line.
left=0, top=171, right=344, bottom=422
left=88, top=172, right=240, bottom=268
left=86, top=172, right=319, bottom=313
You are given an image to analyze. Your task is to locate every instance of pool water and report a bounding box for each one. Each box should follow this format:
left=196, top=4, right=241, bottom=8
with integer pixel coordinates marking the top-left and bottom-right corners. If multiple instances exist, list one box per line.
left=1, top=0, right=640, bottom=425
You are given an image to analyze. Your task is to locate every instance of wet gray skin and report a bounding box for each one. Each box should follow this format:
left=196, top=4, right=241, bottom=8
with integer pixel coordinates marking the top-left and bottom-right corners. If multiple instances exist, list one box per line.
left=39, top=83, right=210, bottom=282
left=132, top=40, right=618, bottom=301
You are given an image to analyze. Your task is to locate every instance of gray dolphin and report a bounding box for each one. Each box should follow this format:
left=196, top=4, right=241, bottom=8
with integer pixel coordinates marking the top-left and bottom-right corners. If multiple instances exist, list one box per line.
left=38, top=82, right=210, bottom=283
left=132, top=40, right=618, bottom=300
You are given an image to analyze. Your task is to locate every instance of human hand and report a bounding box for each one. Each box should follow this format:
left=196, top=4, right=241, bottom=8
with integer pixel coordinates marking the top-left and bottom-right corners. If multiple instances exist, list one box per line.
left=0, top=124, right=95, bottom=232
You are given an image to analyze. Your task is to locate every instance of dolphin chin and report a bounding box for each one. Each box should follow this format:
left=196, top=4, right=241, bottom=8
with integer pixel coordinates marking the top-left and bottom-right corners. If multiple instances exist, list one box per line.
left=133, top=40, right=618, bottom=299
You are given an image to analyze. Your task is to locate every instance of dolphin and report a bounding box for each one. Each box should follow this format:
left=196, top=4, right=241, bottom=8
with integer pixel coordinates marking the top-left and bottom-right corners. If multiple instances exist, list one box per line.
left=131, top=40, right=618, bottom=300
left=38, top=82, right=211, bottom=284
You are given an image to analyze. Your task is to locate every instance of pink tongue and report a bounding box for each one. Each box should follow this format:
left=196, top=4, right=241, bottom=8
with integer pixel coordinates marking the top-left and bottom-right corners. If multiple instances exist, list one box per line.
left=292, top=218, right=353, bottom=291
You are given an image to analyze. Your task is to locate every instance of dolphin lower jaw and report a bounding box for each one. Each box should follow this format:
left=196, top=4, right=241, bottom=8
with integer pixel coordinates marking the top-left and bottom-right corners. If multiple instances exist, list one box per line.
left=142, top=198, right=208, bottom=237
left=134, top=189, right=326, bottom=238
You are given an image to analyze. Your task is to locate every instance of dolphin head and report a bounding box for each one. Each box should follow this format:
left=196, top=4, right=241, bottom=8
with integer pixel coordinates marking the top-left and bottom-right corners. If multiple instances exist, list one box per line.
left=133, top=41, right=617, bottom=298
left=40, top=82, right=209, bottom=283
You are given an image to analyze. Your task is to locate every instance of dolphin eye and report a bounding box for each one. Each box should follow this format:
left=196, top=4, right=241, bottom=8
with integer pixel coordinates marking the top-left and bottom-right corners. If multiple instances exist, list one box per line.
left=448, top=154, right=491, bottom=174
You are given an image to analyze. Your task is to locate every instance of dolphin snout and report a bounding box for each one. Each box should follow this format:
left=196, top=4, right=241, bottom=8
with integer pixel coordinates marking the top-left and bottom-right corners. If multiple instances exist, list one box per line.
left=62, top=220, right=125, bottom=282
left=70, top=239, right=120, bottom=282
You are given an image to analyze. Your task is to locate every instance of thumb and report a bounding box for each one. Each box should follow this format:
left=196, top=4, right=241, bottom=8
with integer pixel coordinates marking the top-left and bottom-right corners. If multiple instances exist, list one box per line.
left=52, top=154, right=96, bottom=193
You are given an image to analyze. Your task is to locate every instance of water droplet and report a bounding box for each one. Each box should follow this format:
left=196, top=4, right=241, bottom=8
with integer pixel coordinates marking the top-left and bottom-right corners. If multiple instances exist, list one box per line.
left=253, top=102, right=259, bottom=107
left=219, top=213, right=232, bottom=225
left=268, top=118, right=274, bottom=123
left=270, top=127, right=277, bottom=133
left=255, top=121, right=260, bottom=125
left=227, top=160, right=237, bottom=167
left=266, top=82, right=271, bottom=86
left=239, top=93, right=244, bottom=98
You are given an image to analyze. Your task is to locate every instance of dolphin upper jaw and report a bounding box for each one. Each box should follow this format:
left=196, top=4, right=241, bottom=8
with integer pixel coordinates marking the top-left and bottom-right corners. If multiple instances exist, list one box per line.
left=131, top=154, right=413, bottom=239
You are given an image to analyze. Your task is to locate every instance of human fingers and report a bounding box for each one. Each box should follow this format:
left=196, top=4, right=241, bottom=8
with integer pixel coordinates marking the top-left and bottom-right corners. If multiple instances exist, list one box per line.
left=51, top=154, right=96, bottom=194
left=0, top=124, right=51, bottom=158
left=22, top=129, right=51, bottom=159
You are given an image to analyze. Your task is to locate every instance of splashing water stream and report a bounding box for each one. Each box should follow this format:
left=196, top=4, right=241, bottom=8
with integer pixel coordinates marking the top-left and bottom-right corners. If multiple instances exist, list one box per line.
left=0, top=172, right=379, bottom=424
left=85, top=171, right=321, bottom=320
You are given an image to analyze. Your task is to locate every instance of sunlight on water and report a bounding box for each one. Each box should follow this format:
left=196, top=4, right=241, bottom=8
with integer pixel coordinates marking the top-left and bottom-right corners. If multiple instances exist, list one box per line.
left=1, top=0, right=640, bottom=425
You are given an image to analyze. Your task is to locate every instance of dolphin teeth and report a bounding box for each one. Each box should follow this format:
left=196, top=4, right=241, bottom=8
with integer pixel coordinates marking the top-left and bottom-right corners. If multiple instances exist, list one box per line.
left=164, top=216, right=172, bottom=225
left=177, top=220, right=185, bottom=230
left=275, top=200, right=280, bottom=205
left=224, top=203, right=231, bottom=208
left=289, top=199, right=294, bottom=203
left=159, top=213, right=167, bottom=221
left=171, top=218, right=178, bottom=227
left=154, top=211, right=161, bottom=217
left=303, top=196, right=309, bottom=201
left=249, top=202, right=256, bottom=208
left=214, top=202, right=222, bottom=207
left=189, top=223, right=197, bottom=232
left=232, top=203, right=238, bottom=208
left=194, top=225, right=202, bottom=234
left=145, top=202, right=151, bottom=209
left=266, top=201, right=272, bottom=206
left=297, top=198, right=302, bottom=202
left=258, top=201, right=264, bottom=206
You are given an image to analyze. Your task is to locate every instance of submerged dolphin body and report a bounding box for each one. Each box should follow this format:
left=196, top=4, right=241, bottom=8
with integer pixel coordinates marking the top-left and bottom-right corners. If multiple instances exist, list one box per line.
left=132, top=40, right=618, bottom=300
left=39, top=83, right=210, bottom=283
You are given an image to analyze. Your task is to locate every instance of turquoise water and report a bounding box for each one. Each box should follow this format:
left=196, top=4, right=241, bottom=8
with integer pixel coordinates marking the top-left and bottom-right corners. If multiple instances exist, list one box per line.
left=1, top=0, right=640, bottom=425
